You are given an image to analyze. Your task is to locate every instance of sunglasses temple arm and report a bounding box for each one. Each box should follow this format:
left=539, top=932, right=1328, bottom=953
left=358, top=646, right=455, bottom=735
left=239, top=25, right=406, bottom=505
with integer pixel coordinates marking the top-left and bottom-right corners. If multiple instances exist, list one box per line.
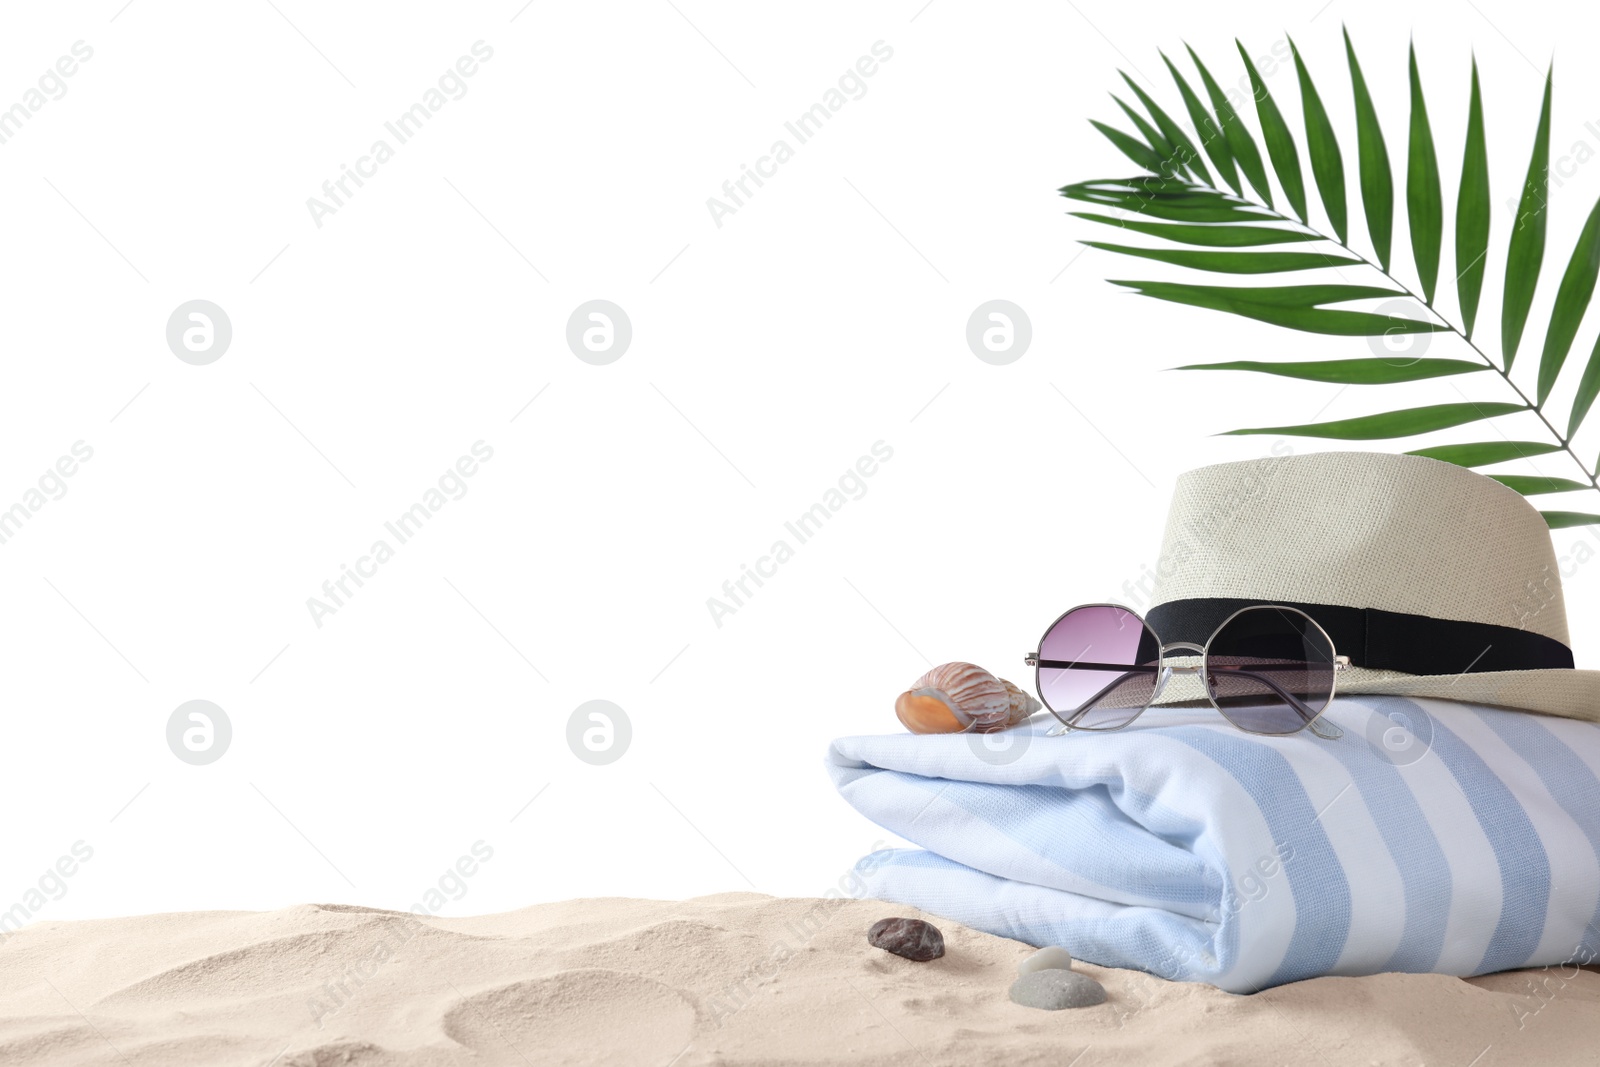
left=1060, top=666, right=1161, bottom=723
left=1217, top=667, right=1337, bottom=734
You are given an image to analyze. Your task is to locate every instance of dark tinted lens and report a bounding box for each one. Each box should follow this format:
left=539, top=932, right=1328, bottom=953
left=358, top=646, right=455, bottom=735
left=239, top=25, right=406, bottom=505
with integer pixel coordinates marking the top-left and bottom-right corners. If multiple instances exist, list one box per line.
left=1037, top=605, right=1163, bottom=729
left=1204, top=606, right=1336, bottom=734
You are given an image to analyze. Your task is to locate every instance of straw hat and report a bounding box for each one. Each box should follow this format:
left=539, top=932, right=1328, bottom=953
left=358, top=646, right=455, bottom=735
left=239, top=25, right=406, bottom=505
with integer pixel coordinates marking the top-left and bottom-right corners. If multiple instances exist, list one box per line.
left=1141, top=451, right=1600, bottom=723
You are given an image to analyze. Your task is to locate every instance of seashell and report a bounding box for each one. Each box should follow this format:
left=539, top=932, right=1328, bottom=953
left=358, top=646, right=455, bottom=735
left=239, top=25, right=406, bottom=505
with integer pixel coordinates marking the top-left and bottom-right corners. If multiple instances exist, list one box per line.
left=1000, top=678, right=1043, bottom=728
left=895, top=662, right=1011, bottom=734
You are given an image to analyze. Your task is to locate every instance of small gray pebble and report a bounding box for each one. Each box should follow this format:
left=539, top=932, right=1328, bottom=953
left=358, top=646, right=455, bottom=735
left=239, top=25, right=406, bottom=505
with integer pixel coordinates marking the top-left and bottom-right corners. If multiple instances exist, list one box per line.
left=867, top=917, right=945, bottom=961
left=1009, top=968, right=1106, bottom=1010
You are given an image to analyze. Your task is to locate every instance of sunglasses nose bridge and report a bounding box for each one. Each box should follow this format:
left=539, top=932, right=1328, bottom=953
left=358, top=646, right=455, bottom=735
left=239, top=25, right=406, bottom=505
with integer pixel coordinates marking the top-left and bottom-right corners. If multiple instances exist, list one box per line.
left=1158, top=641, right=1206, bottom=679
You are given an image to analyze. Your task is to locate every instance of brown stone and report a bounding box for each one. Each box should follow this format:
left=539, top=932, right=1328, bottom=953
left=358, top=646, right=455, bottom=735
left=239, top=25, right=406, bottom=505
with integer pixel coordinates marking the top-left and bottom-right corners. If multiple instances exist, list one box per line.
left=867, top=917, right=945, bottom=962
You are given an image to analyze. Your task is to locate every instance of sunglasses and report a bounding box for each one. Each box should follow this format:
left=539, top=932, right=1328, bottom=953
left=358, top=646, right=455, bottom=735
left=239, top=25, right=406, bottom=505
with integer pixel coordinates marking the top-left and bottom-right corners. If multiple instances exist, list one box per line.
left=1024, top=603, right=1349, bottom=737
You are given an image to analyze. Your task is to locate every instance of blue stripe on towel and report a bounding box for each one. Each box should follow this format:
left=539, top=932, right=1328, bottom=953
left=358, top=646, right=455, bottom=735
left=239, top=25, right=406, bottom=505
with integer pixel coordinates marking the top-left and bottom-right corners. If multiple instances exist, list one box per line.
left=1168, top=728, right=1352, bottom=987
left=1422, top=710, right=1552, bottom=973
left=1336, top=698, right=1454, bottom=973
left=1476, top=709, right=1600, bottom=960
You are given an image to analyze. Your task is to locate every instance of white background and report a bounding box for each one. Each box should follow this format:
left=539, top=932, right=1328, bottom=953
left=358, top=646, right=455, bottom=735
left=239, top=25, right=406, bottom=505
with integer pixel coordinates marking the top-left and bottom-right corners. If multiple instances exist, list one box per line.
left=4, top=0, right=1600, bottom=923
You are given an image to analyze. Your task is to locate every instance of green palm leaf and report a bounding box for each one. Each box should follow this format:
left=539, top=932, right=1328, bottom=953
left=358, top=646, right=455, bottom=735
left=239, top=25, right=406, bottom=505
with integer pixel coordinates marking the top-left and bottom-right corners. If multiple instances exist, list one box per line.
left=1407, top=441, right=1563, bottom=467
left=1120, top=72, right=1213, bottom=185
left=1177, top=358, right=1486, bottom=384
left=1490, top=475, right=1592, bottom=496
left=1115, top=280, right=1451, bottom=335
left=1068, top=212, right=1318, bottom=246
left=1060, top=177, right=1227, bottom=202
left=1116, top=281, right=1405, bottom=306
left=1079, top=243, right=1362, bottom=273
left=1223, top=402, right=1527, bottom=440
left=1541, top=512, right=1600, bottom=529
left=1237, top=40, right=1307, bottom=222
left=1456, top=58, right=1491, bottom=338
left=1090, top=120, right=1169, bottom=173
left=1068, top=198, right=1271, bottom=224
left=1061, top=182, right=1273, bottom=223
left=1290, top=37, right=1347, bottom=243
left=1537, top=196, right=1600, bottom=406
left=1406, top=42, right=1443, bottom=305
left=1162, top=51, right=1239, bottom=194
left=1567, top=335, right=1600, bottom=438
left=1112, top=95, right=1178, bottom=165
left=1187, top=45, right=1273, bottom=206
left=1345, top=28, right=1395, bottom=271
left=1503, top=68, right=1553, bottom=370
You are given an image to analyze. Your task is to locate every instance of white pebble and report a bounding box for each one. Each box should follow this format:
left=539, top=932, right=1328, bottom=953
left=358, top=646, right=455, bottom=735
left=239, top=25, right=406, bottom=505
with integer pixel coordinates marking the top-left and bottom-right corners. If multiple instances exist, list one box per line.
left=1017, top=946, right=1074, bottom=976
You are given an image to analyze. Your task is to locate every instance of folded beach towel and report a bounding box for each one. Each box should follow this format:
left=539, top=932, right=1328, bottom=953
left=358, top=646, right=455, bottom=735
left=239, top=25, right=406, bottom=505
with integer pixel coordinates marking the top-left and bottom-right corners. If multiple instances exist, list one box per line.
left=827, top=696, right=1600, bottom=992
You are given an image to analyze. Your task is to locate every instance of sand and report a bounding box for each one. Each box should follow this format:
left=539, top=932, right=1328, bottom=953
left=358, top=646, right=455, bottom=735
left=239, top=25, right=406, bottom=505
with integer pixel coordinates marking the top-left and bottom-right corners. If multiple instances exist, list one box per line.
left=2, top=894, right=1595, bottom=1066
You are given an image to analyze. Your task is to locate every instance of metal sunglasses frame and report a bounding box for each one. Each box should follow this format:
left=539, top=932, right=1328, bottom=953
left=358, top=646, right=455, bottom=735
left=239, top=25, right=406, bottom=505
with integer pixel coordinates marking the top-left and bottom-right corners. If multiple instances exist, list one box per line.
left=1024, top=602, right=1349, bottom=738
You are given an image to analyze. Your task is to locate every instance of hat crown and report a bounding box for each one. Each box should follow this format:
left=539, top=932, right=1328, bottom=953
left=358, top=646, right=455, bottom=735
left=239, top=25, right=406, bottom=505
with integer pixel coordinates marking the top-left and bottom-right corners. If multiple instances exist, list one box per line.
left=1147, top=451, right=1570, bottom=646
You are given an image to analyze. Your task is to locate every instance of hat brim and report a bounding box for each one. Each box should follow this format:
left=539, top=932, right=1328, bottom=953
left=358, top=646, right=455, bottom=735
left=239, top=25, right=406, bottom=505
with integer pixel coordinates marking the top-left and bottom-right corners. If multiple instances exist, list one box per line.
left=1147, top=667, right=1600, bottom=723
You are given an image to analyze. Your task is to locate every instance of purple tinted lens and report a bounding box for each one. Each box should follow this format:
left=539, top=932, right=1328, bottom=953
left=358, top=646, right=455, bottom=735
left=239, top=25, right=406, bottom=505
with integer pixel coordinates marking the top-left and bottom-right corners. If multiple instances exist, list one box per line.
left=1037, top=606, right=1163, bottom=729
left=1204, top=606, right=1336, bottom=734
